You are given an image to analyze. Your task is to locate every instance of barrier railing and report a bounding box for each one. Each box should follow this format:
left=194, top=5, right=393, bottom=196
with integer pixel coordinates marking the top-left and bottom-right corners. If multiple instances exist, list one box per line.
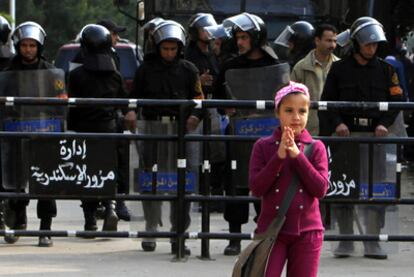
left=0, top=97, right=413, bottom=260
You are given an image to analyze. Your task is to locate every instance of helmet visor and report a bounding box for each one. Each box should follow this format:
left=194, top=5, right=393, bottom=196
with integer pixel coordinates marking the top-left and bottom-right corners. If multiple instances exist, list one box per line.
left=223, top=13, right=259, bottom=33
left=191, top=14, right=217, bottom=29
left=153, top=22, right=186, bottom=46
left=13, top=23, right=46, bottom=46
left=274, top=25, right=294, bottom=48
left=353, top=24, right=386, bottom=45
left=336, top=29, right=351, bottom=47
left=204, top=24, right=230, bottom=40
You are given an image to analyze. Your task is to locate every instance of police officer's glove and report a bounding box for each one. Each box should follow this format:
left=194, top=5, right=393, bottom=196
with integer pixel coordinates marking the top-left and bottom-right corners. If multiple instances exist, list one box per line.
left=124, top=110, right=137, bottom=132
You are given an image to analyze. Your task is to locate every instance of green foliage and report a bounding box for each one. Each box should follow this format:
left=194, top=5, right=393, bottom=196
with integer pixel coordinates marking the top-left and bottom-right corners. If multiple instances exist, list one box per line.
left=0, top=0, right=138, bottom=60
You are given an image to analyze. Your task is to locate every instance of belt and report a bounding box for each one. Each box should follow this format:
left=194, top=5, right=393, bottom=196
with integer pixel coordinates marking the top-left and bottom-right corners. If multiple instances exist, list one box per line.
left=353, top=117, right=372, bottom=127
left=144, top=115, right=177, bottom=123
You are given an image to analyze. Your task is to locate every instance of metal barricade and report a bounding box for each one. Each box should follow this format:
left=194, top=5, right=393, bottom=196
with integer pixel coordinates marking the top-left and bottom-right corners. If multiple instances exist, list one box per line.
left=0, top=97, right=414, bottom=261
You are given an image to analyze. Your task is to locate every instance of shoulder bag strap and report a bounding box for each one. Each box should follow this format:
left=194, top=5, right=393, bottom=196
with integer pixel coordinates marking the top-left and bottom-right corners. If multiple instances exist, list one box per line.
left=261, top=141, right=315, bottom=238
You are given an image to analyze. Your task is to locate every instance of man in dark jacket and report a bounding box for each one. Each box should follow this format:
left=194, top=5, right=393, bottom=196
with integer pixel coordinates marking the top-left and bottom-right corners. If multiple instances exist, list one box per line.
left=217, top=12, right=281, bottom=256
left=320, top=17, right=403, bottom=259
left=127, top=20, right=204, bottom=256
left=2, top=21, right=56, bottom=247
left=0, top=15, right=13, bottom=232
left=68, top=24, right=136, bottom=234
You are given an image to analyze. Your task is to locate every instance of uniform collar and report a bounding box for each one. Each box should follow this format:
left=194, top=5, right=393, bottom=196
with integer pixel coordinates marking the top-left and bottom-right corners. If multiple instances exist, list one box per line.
left=268, top=127, right=313, bottom=144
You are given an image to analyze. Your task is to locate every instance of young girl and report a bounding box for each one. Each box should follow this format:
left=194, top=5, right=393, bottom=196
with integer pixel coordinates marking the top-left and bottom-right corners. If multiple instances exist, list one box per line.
left=249, top=81, right=329, bottom=277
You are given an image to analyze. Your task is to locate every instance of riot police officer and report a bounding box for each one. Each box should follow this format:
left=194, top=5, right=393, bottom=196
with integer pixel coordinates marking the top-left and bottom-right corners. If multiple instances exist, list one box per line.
left=216, top=12, right=281, bottom=256
left=185, top=13, right=219, bottom=97
left=127, top=20, right=204, bottom=255
left=3, top=21, right=56, bottom=247
left=0, top=16, right=12, bottom=70
left=185, top=13, right=226, bottom=213
left=274, top=20, right=315, bottom=68
left=320, top=17, right=403, bottom=259
left=0, top=15, right=12, bottom=232
left=68, top=24, right=135, bottom=233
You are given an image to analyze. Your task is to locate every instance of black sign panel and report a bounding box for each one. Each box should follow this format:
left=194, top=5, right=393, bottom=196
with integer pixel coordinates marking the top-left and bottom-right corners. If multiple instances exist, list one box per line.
left=28, top=138, right=117, bottom=196
left=325, top=142, right=360, bottom=199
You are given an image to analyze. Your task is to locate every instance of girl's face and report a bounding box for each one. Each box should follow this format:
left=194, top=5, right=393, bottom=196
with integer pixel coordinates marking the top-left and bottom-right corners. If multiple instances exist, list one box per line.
left=276, top=93, right=309, bottom=136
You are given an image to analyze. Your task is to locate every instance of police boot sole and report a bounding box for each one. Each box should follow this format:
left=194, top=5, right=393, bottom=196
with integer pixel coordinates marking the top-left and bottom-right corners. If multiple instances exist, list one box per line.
left=38, top=236, right=53, bottom=247
left=364, top=254, right=388, bottom=259
left=4, top=235, right=19, bottom=244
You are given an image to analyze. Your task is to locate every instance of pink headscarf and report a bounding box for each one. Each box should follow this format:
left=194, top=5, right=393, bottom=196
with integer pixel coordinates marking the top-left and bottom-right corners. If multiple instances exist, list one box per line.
left=274, top=81, right=310, bottom=109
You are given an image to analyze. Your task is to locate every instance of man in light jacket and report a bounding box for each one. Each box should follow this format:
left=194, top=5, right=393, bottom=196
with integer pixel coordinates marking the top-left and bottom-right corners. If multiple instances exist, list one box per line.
left=291, top=24, right=339, bottom=135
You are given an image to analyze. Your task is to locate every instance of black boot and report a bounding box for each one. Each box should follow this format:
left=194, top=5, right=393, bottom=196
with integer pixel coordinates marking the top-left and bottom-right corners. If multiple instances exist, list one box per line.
left=141, top=241, right=156, bottom=252
left=84, top=210, right=98, bottom=239
left=224, top=223, right=242, bottom=256
left=0, top=201, right=5, bottom=230
left=4, top=208, right=27, bottom=244
left=224, top=240, right=241, bottom=256
left=115, top=200, right=131, bottom=221
left=103, top=201, right=118, bottom=231
left=171, top=242, right=191, bottom=256
left=38, top=217, right=53, bottom=247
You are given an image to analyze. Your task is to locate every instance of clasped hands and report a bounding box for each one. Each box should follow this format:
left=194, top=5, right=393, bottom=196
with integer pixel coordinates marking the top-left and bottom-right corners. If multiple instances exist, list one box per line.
left=277, top=126, right=300, bottom=159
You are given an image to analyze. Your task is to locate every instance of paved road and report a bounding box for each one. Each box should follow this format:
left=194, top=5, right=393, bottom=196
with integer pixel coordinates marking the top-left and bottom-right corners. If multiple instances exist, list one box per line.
left=1, top=162, right=414, bottom=276
left=0, top=198, right=413, bottom=277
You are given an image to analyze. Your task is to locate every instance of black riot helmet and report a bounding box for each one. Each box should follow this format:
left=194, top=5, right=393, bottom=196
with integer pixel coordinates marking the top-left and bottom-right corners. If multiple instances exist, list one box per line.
left=152, top=20, right=186, bottom=47
left=188, top=13, right=217, bottom=42
left=350, top=17, right=386, bottom=46
left=142, top=17, right=164, bottom=55
left=274, top=21, right=314, bottom=49
left=0, top=16, right=11, bottom=45
left=80, top=24, right=112, bottom=54
left=223, top=12, right=267, bottom=48
left=12, top=21, right=46, bottom=56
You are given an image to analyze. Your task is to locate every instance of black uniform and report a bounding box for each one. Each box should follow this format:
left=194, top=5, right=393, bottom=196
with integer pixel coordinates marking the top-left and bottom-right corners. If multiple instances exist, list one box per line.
left=68, top=56, right=128, bottom=213
left=217, top=52, right=279, bottom=230
left=131, top=55, right=203, bottom=240
left=131, top=56, right=204, bottom=117
left=3, top=56, right=57, bottom=225
left=320, top=55, right=403, bottom=135
left=184, top=42, right=219, bottom=97
left=185, top=42, right=225, bottom=210
left=319, top=54, right=403, bottom=258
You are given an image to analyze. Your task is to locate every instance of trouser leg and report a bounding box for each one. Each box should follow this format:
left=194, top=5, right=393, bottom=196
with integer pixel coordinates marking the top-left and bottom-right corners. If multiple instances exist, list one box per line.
left=81, top=200, right=98, bottom=231
left=363, top=205, right=387, bottom=259
left=142, top=200, right=162, bottom=242
left=333, top=204, right=355, bottom=257
left=169, top=199, right=191, bottom=241
left=286, top=231, right=324, bottom=277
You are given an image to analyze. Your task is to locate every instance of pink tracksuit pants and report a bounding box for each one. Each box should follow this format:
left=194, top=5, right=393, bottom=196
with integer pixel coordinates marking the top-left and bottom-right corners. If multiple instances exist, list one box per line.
left=265, top=230, right=324, bottom=277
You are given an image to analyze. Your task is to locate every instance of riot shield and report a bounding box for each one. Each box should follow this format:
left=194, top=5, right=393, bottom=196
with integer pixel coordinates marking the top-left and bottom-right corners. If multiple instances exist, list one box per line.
left=327, top=132, right=399, bottom=256
left=225, top=63, right=290, bottom=101
left=129, top=119, right=198, bottom=234
left=134, top=119, right=198, bottom=194
left=224, top=63, right=290, bottom=190
left=0, top=69, right=67, bottom=190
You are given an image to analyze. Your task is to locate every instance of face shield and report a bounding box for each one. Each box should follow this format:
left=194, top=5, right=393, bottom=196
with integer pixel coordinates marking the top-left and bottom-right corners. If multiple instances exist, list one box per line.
left=352, top=23, right=386, bottom=45
left=204, top=24, right=231, bottom=40
left=223, top=12, right=260, bottom=33
left=336, top=29, right=351, bottom=47
left=274, top=25, right=294, bottom=48
left=190, top=13, right=217, bottom=29
left=153, top=21, right=186, bottom=47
